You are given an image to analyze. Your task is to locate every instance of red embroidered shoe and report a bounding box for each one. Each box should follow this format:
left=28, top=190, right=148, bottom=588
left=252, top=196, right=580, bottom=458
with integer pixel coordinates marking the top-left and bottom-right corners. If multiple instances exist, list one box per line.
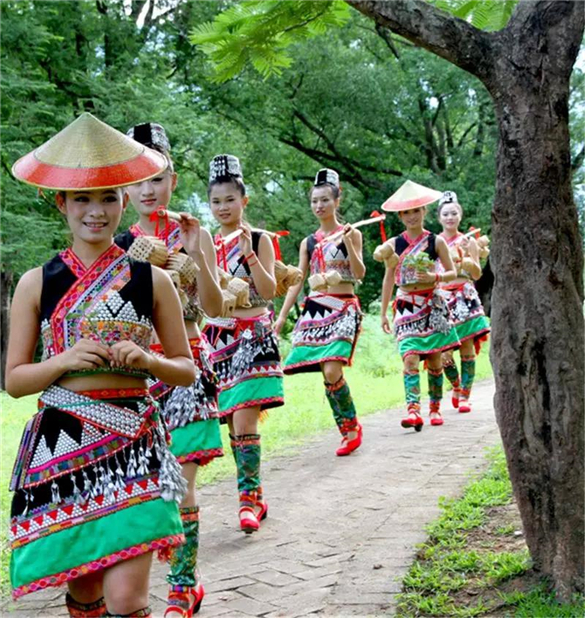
left=336, top=430, right=362, bottom=456
left=256, top=501, right=268, bottom=523
left=459, top=401, right=472, bottom=413
left=190, top=582, right=205, bottom=616
left=430, top=411, right=444, bottom=426
left=164, top=588, right=191, bottom=618
left=239, top=506, right=260, bottom=533
left=451, top=388, right=461, bottom=409
left=401, top=411, right=424, bottom=432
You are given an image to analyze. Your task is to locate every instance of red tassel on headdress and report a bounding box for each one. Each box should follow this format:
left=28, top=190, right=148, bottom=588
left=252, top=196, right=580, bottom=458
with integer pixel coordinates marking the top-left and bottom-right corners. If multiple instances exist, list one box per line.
left=370, top=210, right=387, bottom=242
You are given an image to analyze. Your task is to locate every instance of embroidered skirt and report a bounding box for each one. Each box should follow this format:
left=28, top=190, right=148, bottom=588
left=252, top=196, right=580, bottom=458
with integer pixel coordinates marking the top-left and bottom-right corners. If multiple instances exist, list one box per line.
left=150, top=338, right=224, bottom=466
left=441, top=281, right=490, bottom=353
left=393, top=287, right=460, bottom=359
left=283, top=293, right=362, bottom=374
left=203, top=314, right=284, bottom=417
left=9, top=386, right=186, bottom=599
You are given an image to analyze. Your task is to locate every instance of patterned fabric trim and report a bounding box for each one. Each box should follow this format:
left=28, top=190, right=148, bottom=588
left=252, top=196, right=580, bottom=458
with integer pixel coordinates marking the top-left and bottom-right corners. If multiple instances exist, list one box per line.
left=12, top=533, right=184, bottom=599
left=43, top=245, right=152, bottom=378
left=175, top=447, right=224, bottom=466
left=286, top=294, right=362, bottom=371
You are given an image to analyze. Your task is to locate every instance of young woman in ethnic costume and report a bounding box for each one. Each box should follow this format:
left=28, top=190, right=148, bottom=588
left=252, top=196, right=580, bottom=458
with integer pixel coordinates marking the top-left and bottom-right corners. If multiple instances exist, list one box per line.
left=116, top=124, right=224, bottom=617
left=6, top=114, right=196, bottom=617
left=274, top=169, right=366, bottom=456
left=203, top=155, right=284, bottom=534
left=437, top=191, right=490, bottom=413
left=380, top=181, right=459, bottom=430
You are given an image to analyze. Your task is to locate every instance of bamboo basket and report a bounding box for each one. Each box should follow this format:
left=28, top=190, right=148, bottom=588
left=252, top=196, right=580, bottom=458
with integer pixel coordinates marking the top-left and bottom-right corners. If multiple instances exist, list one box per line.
left=166, top=252, right=198, bottom=287
left=227, top=277, right=251, bottom=308
left=127, top=236, right=168, bottom=267
left=221, top=290, right=237, bottom=317
left=309, top=270, right=342, bottom=291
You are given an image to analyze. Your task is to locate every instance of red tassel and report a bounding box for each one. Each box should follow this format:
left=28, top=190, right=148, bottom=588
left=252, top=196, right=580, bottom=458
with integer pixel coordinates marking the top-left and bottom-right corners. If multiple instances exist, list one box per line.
left=148, top=207, right=170, bottom=239
left=370, top=210, right=387, bottom=242
left=271, top=230, right=289, bottom=261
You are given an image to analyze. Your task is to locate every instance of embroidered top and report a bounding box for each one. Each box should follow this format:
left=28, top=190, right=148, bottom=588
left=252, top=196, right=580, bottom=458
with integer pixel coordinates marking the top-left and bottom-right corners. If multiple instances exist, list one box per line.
left=306, top=228, right=357, bottom=283
left=394, top=231, right=438, bottom=286
left=214, top=231, right=268, bottom=308
left=115, top=222, right=201, bottom=322
left=40, top=244, right=154, bottom=379
left=438, top=232, right=471, bottom=279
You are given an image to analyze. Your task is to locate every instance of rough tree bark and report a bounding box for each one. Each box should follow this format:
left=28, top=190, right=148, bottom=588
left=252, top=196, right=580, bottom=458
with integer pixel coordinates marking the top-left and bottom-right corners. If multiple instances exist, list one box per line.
left=348, top=0, right=584, bottom=599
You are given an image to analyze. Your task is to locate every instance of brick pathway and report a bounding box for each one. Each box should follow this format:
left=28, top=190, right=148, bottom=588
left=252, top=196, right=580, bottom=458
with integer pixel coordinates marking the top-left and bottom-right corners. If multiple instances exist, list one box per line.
left=2, top=381, right=500, bottom=617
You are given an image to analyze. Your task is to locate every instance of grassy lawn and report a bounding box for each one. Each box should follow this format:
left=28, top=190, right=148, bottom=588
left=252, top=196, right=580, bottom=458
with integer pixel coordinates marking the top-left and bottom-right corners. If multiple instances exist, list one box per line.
left=396, top=447, right=585, bottom=618
left=0, top=313, right=493, bottom=600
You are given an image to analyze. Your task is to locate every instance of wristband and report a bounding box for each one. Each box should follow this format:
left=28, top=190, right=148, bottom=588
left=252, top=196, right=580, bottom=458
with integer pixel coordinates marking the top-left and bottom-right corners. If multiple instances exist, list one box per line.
left=245, top=252, right=256, bottom=263
left=435, top=273, right=440, bottom=283
left=247, top=259, right=258, bottom=267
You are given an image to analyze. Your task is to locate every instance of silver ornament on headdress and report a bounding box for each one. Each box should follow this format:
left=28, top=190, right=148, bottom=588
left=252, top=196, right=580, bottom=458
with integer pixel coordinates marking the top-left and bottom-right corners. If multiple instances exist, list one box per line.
left=439, top=191, right=458, bottom=207
left=209, top=154, right=243, bottom=182
left=314, top=168, right=340, bottom=189
left=127, top=123, right=171, bottom=153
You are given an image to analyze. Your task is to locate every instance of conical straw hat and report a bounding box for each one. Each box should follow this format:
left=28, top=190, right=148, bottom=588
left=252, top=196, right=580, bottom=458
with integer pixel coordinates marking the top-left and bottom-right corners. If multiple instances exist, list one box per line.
left=12, top=112, right=167, bottom=190
left=381, top=180, right=443, bottom=212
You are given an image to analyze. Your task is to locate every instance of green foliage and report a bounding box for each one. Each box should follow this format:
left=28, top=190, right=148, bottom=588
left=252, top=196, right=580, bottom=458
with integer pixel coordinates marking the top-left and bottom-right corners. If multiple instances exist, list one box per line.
left=191, top=0, right=517, bottom=84
left=432, top=0, right=517, bottom=31
left=190, top=1, right=350, bottom=81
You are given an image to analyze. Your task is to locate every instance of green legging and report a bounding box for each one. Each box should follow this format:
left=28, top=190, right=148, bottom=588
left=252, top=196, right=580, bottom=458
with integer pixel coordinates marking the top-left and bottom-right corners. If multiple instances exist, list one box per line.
left=325, top=377, right=358, bottom=435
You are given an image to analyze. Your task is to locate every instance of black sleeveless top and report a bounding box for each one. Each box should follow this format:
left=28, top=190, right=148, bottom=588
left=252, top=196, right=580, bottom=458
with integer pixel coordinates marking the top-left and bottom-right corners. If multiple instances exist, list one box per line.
left=394, top=232, right=439, bottom=260
left=40, top=245, right=154, bottom=378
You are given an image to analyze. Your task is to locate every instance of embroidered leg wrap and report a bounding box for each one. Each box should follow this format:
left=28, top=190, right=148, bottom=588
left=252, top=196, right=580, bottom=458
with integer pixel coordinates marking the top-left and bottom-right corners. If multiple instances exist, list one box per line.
left=325, top=377, right=358, bottom=435
left=167, top=506, right=200, bottom=588
left=443, top=360, right=461, bottom=390
left=403, top=370, right=421, bottom=413
left=66, top=594, right=106, bottom=618
left=229, top=433, right=238, bottom=464
left=460, top=356, right=476, bottom=402
left=105, top=608, right=151, bottom=617
left=428, top=367, right=443, bottom=412
left=235, top=434, right=263, bottom=509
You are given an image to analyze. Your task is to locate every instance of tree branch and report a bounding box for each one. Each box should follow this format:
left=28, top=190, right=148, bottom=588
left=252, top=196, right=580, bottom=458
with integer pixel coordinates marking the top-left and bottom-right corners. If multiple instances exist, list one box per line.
left=374, top=24, right=400, bottom=59
left=345, top=0, right=495, bottom=84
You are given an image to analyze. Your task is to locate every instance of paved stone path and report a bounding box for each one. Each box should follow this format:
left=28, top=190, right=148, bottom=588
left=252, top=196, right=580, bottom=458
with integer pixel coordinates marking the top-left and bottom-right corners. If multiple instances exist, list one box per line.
left=3, top=381, right=500, bottom=618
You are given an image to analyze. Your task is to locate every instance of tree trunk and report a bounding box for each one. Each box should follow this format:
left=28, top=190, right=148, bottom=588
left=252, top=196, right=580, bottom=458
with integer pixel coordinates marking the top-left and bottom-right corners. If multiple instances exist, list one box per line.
left=487, top=2, right=584, bottom=599
left=347, top=0, right=584, bottom=599
left=0, top=270, right=13, bottom=390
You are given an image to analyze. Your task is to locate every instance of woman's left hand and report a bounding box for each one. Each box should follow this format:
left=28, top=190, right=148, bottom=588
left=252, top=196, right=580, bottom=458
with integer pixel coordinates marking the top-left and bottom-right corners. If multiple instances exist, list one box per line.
left=239, top=223, right=253, bottom=256
left=178, top=213, right=202, bottom=256
left=342, top=223, right=355, bottom=247
left=415, top=270, right=438, bottom=284
left=109, top=341, right=152, bottom=370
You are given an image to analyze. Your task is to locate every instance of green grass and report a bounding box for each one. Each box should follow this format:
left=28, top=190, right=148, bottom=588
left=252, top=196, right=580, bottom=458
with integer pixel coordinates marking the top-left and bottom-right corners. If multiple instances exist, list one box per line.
left=0, top=313, right=493, bottom=599
left=396, top=447, right=584, bottom=618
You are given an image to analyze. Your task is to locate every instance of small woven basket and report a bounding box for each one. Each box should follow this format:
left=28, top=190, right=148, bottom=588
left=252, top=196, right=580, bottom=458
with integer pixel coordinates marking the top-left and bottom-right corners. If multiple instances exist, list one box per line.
left=167, top=252, right=198, bottom=286
left=127, top=236, right=168, bottom=267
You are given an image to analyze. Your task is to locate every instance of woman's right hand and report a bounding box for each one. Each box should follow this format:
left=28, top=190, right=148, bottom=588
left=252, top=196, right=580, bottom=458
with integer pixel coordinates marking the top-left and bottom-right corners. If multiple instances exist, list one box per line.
left=59, top=338, right=110, bottom=372
left=273, top=316, right=286, bottom=337
left=381, top=314, right=392, bottom=335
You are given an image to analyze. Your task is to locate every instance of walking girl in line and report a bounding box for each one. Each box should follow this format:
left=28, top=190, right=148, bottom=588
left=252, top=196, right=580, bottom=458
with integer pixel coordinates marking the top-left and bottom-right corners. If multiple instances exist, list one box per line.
left=117, top=123, right=224, bottom=617
left=275, top=169, right=365, bottom=456
left=203, top=155, right=284, bottom=534
left=7, top=113, right=195, bottom=617
left=379, top=181, right=459, bottom=430
left=437, top=191, right=490, bottom=413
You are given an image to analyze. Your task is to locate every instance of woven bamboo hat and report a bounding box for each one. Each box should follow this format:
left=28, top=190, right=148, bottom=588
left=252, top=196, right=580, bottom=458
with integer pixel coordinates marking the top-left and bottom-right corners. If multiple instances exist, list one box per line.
left=12, top=112, right=167, bottom=190
left=381, top=180, right=443, bottom=212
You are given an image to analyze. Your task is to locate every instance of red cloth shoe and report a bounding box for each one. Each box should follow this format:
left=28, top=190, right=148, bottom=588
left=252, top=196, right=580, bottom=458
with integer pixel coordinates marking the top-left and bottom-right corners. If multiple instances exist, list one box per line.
left=190, top=582, right=205, bottom=615
left=459, top=401, right=472, bottom=413
left=239, top=501, right=268, bottom=533
left=401, top=411, right=424, bottom=432
left=336, top=428, right=362, bottom=456
left=164, top=588, right=191, bottom=618
left=430, top=411, right=444, bottom=426
left=451, top=388, right=461, bottom=409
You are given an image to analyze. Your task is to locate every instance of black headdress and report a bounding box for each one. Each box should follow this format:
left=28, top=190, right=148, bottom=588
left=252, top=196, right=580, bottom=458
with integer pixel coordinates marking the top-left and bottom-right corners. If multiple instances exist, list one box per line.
left=127, top=123, right=171, bottom=154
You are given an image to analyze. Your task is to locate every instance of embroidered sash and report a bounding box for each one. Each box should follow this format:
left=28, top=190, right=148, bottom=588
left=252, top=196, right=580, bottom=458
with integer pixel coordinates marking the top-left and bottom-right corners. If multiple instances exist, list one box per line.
left=395, top=231, right=432, bottom=286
